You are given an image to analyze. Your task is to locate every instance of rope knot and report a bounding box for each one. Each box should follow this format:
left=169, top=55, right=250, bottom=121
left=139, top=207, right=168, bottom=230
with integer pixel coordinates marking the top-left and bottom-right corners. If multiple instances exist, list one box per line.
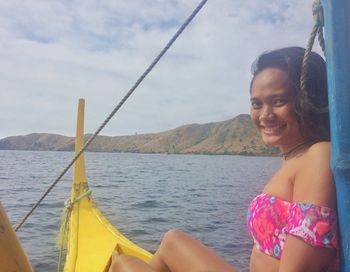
left=312, top=0, right=324, bottom=27
left=64, top=199, right=72, bottom=209
left=56, top=189, right=93, bottom=271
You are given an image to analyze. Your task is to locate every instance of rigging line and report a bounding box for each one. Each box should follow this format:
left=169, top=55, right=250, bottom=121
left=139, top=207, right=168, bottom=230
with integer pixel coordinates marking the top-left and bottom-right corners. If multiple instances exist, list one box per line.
left=300, top=0, right=327, bottom=114
left=15, top=0, right=209, bottom=232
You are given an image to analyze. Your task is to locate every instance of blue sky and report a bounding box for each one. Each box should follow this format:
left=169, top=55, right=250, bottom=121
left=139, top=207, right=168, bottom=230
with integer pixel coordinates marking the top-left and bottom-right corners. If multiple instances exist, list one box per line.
left=0, top=0, right=321, bottom=139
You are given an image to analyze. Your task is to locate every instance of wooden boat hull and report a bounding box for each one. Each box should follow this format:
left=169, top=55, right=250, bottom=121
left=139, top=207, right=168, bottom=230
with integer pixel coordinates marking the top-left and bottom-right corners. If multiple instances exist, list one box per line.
left=0, top=203, right=33, bottom=272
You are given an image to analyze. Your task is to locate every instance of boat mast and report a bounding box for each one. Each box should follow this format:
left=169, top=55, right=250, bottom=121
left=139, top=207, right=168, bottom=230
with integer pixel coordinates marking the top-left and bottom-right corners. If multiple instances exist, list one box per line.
left=72, top=98, right=87, bottom=199
left=322, top=0, right=350, bottom=271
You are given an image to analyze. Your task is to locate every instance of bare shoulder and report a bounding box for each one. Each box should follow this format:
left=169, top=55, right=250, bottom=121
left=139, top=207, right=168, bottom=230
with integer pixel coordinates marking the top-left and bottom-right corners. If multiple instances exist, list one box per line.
left=306, top=141, right=331, bottom=158
left=293, top=141, right=336, bottom=208
left=299, top=141, right=331, bottom=169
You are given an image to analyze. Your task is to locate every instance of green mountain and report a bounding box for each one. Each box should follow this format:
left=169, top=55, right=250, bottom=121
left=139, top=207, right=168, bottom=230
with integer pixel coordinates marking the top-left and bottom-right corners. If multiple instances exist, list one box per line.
left=0, top=114, right=279, bottom=156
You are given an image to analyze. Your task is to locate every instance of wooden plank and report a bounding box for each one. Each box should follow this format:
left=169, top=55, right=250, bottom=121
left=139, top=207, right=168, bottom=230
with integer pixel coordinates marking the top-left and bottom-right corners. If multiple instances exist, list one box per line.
left=323, top=0, right=350, bottom=270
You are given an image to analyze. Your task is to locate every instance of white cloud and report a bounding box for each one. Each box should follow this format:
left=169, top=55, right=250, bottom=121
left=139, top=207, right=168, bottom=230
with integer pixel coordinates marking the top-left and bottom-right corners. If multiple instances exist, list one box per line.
left=0, top=0, right=320, bottom=139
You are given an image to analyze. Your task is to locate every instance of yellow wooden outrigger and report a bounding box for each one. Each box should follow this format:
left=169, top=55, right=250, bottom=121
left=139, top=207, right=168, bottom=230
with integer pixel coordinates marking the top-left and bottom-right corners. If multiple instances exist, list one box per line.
left=0, top=99, right=152, bottom=272
left=62, top=98, right=153, bottom=271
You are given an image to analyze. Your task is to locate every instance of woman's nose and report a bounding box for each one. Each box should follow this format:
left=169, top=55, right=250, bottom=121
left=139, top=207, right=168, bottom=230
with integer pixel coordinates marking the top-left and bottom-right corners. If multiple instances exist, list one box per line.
left=259, top=106, right=275, bottom=121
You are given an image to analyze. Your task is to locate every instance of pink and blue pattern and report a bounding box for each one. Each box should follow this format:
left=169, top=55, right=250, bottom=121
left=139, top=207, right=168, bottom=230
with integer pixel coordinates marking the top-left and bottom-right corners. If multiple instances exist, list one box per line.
left=247, top=193, right=338, bottom=260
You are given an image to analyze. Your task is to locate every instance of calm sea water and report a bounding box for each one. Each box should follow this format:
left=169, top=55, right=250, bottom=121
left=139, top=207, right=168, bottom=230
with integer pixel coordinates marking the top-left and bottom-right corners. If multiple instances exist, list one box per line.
left=0, top=150, right=280, bottom=272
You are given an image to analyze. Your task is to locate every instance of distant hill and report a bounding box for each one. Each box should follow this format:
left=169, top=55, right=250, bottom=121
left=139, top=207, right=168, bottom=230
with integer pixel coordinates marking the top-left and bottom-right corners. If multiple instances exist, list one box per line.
left=0, top=114, right=279, bottom=156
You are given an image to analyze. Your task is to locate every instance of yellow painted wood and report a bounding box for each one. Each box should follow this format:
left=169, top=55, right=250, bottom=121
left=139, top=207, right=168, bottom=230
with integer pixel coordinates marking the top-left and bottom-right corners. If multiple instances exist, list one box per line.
left=64, top=99, right=153, bottom=272
left=0, top=202, right=33, bottom=272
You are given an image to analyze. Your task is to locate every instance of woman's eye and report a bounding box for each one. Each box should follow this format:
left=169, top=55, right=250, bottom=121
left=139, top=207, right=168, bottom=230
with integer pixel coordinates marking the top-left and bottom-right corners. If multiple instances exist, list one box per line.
left=251, top=101, right=262, bottom=109
left=273, top=99, right=287, bottom=106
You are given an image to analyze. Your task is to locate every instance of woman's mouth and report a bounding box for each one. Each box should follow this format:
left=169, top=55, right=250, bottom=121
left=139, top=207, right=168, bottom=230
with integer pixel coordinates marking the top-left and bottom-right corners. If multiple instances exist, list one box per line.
left=259, top=123, right=286, bottom=135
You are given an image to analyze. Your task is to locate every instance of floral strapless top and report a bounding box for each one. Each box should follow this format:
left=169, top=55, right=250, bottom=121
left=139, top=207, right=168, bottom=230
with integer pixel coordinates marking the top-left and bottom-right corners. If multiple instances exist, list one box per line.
left=247, top=193, right=338, bottom=268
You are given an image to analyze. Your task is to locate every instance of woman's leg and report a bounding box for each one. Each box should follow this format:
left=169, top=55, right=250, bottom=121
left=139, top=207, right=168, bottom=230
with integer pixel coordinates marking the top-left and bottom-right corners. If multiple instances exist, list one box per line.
left=148, top=229, right=236, bottom=272
left=108, top=251, right=156, bottom=272
left=110, top=229, right=236, bottom=272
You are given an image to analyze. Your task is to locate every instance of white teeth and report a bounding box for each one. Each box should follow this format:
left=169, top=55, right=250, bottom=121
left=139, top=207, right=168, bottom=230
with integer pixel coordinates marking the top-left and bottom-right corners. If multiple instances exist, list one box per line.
left=260, top=124, right=284, bottom=134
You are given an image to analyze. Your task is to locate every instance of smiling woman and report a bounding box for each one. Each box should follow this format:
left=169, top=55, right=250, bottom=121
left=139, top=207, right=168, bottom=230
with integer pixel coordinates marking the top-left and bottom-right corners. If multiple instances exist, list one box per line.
left=108, top=47, right=339, bottom=272
left=247, top=47, right=338, bottom=272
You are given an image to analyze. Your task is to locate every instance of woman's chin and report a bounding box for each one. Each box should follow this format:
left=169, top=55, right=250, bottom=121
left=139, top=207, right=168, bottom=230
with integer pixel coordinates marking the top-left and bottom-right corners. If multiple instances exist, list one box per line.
left=261, top=134, right=282, bottom=147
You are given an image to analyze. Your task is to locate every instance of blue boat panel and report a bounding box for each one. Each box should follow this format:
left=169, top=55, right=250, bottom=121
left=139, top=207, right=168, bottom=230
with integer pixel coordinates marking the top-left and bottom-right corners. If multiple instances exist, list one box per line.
left=323, top=0, right=350, bottom=271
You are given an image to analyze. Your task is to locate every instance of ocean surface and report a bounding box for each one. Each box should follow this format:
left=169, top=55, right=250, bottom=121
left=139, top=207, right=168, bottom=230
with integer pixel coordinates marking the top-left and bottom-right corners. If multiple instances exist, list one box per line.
left=0, top=150, right=280, bottom=272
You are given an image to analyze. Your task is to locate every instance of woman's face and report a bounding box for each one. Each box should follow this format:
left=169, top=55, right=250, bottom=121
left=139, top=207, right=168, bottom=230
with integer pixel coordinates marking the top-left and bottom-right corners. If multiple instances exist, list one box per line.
left=250, top=67, right=305, bottom=151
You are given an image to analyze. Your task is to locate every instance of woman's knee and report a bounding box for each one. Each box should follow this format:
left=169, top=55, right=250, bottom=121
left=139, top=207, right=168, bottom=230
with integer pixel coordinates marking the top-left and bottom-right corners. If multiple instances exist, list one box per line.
left=161, top=229, right=189, bottom=250
left=116, top=254, right=134, bottom=263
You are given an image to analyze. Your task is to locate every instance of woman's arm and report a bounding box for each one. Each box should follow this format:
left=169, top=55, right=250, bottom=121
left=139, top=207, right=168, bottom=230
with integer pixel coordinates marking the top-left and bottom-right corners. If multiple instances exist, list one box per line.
left=279, top=142, right=337, bottom=272
left=279, top=235, right=336, bottom=272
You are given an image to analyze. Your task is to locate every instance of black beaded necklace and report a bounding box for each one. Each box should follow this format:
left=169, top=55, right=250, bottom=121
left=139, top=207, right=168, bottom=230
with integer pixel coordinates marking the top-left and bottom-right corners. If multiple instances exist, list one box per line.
left=281, top=140, right=315, bottom=160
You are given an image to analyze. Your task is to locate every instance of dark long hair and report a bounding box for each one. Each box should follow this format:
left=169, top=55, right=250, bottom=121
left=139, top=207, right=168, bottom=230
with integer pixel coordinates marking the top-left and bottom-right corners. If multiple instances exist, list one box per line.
left=250, top=47, right=330, bottom=141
